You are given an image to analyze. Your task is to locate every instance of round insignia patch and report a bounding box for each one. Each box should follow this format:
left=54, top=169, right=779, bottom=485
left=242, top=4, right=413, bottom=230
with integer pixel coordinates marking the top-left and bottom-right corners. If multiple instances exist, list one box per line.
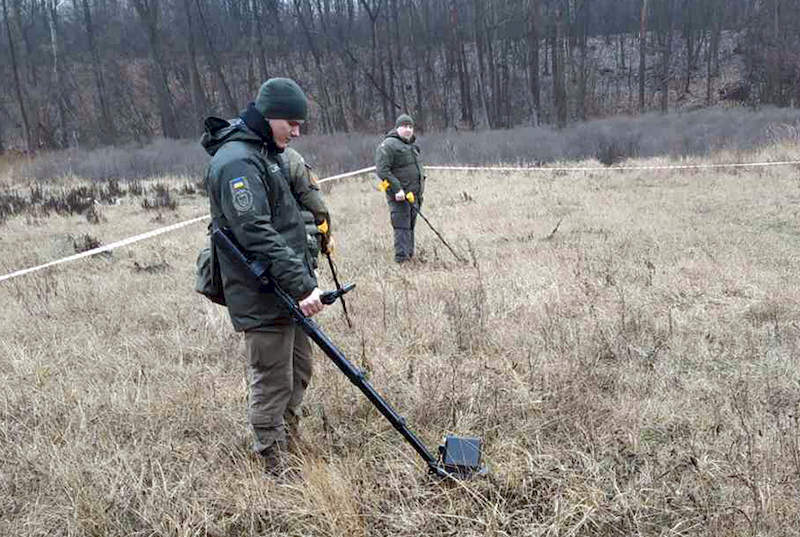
left=233, top=188, right=254, bottom=213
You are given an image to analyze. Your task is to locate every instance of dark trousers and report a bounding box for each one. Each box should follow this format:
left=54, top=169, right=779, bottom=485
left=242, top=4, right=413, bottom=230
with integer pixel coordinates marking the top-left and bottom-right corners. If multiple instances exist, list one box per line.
left=388, top=196, right=421, bottom=262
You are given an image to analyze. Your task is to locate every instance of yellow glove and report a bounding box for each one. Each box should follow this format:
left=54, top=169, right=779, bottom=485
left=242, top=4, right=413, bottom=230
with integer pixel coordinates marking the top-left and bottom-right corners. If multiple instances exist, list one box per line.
left=406, top=192, right=416, bottom=204
left=317, top=219, right=334, bottom=254
left=378, top=179, right=390, bottom=192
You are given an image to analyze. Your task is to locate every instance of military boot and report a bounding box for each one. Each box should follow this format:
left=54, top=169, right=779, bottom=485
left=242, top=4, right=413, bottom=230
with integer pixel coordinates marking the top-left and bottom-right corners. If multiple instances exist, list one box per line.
left=259, top=440, right=290, bottom=477
left=285, top=414, right=307, bottom=456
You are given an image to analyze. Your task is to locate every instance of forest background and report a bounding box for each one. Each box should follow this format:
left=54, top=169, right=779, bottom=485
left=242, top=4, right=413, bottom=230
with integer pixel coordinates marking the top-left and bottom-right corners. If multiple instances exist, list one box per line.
left=1, top=0, right=799, bottom=157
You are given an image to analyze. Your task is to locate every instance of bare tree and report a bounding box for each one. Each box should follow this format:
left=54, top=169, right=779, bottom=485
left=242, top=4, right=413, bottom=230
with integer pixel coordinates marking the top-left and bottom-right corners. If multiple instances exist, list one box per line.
left=78, top=0, right=115, bottom=143
left=132, top=0, right=180, bottom=138
left=638, top=0, right=648, bottom=112
left=183, top=0, right=208, bottom=123
left=527, top=0, right=541, bottom=125
left=47, top=0, right=68, bottom=147
left=2, top=0, right=32, bottom=151
left=552, top=0, right=567, bottom=127
left=194, top=0, right=237, bottom=116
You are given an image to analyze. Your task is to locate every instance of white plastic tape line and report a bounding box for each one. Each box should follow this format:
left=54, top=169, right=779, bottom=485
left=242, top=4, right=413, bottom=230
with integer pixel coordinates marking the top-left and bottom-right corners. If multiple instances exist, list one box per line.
left=429, top=160, right=800, bottom=172
left=315, top=165, right=376, bottom=184
left=0, top=215, right=210, bottom=283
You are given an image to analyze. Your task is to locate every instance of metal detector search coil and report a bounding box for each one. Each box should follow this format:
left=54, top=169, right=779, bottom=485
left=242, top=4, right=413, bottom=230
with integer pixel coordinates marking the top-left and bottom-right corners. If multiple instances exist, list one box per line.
left=439, top=436, right=487, bottom=477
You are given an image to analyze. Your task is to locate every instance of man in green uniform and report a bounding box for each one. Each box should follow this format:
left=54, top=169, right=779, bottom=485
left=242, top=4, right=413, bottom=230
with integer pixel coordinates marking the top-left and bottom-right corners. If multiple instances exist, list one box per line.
left=285, top=147, right=334, bottom=266
left=375, top=114, right=425, bottom=263
left=201, top=78, right=328, bottom=472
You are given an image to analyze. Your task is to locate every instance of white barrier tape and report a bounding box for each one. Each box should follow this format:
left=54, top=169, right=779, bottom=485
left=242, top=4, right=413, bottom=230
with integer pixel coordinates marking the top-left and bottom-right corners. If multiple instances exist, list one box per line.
left=428, top=160, right=800, bottom=172
left=0, top=215, right=209, bottom=283
left=2, top=158, right=799, bottom=284
left=316, top=165, right=375, bottom=184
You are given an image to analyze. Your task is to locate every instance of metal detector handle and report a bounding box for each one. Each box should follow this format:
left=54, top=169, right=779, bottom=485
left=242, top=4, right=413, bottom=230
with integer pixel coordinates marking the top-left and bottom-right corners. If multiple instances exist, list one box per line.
left=320, top=283, right=355, bottom=305
left=210, top=226, right=441, bottom=472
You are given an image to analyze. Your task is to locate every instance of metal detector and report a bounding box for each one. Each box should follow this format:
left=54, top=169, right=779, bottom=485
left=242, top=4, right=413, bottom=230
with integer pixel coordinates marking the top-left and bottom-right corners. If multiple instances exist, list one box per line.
left=403, top=192, right=466, bottom=263
left=212, top=225, right=486, bottom=479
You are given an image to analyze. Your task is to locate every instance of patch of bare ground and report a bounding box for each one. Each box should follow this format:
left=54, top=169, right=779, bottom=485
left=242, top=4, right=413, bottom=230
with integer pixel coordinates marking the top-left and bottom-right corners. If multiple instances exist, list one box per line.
left=2, top=144, right=800, bottom=536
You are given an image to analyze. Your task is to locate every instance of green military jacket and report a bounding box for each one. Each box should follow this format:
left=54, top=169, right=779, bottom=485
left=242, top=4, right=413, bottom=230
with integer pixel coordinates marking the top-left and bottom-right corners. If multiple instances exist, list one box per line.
left=375, top=129, right=425, bottom=197
left=202, top=117, right=317, bottom=331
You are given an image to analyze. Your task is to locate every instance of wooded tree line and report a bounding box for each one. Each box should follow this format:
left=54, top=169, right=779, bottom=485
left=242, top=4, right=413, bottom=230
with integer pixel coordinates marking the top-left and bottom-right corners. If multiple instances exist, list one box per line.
left=1, top=0, right=798, bottom=152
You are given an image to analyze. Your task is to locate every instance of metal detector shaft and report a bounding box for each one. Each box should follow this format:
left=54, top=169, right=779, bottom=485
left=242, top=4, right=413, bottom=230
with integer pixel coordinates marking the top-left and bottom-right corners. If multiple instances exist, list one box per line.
left=406, top=199, right=466, bottom=263
left=325, top=253, right=353, bottom=328
left=211, top=226, right=443, bottom=474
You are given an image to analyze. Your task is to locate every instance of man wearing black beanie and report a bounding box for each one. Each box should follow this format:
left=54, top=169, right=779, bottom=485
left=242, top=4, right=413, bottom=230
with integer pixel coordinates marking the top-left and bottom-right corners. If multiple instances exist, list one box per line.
left=375, top=113, right=426, bottom=263
left=200, top=78, right=327, bottom=475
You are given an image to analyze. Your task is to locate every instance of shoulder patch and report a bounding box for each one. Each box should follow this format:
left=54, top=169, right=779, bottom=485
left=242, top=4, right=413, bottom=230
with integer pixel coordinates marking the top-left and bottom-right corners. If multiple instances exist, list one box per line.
left=229, top=176, right=254, bottom=214
left=268, top=163, right=280, bottom=174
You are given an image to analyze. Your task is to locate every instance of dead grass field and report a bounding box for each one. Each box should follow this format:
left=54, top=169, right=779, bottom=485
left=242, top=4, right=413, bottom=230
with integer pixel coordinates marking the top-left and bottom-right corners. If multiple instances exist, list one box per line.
left=2, top=144, right=800, bottom=536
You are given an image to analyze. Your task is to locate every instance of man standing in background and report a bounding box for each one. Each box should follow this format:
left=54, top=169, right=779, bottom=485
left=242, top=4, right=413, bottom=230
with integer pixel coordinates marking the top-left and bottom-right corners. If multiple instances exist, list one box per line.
left=375, top=114, right=425, bottom=264
left=284, top=147, right=334, bottom=267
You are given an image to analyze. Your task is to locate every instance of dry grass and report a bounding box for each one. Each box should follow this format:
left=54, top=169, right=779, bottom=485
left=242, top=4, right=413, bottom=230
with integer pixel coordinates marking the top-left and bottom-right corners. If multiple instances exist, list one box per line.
left=2, top=144, right=800, bottom=536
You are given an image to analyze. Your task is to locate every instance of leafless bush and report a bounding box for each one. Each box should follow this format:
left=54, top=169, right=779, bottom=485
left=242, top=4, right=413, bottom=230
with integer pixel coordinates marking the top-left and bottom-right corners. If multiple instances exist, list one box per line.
left=0, top=191, right=27, bottom=223
left=141, top=183, right=177, bottom=211
left=71, top=233, right=102, bottom=253
left=10, top=108, right=800, bottom=183
left=85, top=204, right=106, bottom=224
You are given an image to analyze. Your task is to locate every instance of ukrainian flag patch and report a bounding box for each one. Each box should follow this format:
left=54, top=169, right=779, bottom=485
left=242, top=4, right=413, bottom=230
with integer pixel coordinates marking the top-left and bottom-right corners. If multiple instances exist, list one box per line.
left=229, top=177, right=254, bottom=214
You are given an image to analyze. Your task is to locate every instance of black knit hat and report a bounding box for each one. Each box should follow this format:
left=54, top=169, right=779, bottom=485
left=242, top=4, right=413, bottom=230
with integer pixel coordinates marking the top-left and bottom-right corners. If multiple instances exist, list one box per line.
left=255, top=78, right=308, bottom=120
left=395, top=114, right=414, bottom=128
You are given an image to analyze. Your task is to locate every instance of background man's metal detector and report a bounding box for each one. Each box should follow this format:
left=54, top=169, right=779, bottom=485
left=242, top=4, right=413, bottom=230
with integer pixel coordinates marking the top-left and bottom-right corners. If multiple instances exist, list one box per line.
left=404, top=192, right=466, bottom=263
left=324, top=252, right=353, bottom=328
left=212, top=225, right=486, bottom=479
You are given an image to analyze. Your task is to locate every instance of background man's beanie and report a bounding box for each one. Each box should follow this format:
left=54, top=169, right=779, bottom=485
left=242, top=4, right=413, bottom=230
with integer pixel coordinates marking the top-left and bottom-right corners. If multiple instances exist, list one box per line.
left=395, top=114, right=414, bottom=128
left=255, top=78, right=308, bottom=120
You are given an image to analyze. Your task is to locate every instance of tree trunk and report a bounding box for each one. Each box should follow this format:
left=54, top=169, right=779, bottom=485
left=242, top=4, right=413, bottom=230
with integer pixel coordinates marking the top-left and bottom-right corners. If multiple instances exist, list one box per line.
left=553, top=3, right=567, bottom=128
left=358, top=0, right=384, bottom=125
left=473, top=0, right=491, bottom=127
left=133, top=0, right=180, bottom=138
left=3, top=0, right=32, bottom=151
left=251, top=0, right=269, bottom=81
left=660, top=0, right=672, bottom=113
left=639, top=0, right=648, bottom=112
left=577, top=0, right=588, bottom=121
left=183, top=0, right=207, bottom=123
left=11, top=0, right=35, bottom=87
left=527, top=0, right=541, bottom=125
left=81, top=0, right=115, bottom=143
left=706, top=0, right=721, bottom=103
left=195, top=0, right=237, bottom=116
left=47, top=0, right=69, bottom=148
left=293, top=0, right=336, bottom=132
